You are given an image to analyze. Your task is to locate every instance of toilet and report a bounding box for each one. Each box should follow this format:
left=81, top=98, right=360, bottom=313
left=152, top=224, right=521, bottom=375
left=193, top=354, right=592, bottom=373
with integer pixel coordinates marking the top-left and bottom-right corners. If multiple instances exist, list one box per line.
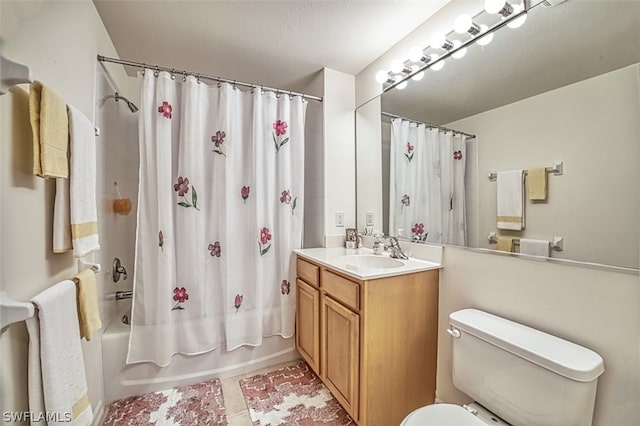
left=401, top=309, right=605, bottom=426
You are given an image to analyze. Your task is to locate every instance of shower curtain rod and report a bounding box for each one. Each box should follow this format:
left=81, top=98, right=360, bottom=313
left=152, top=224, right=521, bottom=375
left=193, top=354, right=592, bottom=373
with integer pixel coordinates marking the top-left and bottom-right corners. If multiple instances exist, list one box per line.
left=381, top=111, right=475, bottom=139
left=97, top=55, right=323, bottom=102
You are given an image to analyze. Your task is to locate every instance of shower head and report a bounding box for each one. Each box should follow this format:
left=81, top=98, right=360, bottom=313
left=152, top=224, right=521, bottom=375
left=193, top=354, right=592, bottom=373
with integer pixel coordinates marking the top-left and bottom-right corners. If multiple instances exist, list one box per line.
left=112, top=92, right=138, bottom=113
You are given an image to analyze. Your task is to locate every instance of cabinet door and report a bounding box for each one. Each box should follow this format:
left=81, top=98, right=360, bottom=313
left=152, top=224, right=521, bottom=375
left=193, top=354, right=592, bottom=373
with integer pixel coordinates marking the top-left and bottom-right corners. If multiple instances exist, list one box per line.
left=321, top=295, right=360, bottom=421
left=296, top=279, right=320, bottom=375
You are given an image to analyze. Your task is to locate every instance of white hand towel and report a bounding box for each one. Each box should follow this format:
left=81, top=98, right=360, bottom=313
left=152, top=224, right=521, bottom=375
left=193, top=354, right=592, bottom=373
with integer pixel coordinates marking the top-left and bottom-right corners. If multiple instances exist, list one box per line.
left=497, top=170, right=525, bottom=230
left=68, top=106, right=100, bottom=257
left=26, top=280, right=93, bottom=425
left=520, top=238, right=550, bottom=257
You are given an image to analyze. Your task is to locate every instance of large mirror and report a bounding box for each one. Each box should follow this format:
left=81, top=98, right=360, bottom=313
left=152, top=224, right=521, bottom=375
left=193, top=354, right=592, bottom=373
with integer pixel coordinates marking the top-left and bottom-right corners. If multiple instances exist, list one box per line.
left=356, top=0, right=640, bottom=270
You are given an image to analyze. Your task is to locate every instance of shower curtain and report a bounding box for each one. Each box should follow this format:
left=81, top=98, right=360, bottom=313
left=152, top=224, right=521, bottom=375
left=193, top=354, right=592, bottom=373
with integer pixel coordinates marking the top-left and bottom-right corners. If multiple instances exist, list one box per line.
left=389, top=119, right=466, bottom=245
left=128, top=70, right=306, bottom=366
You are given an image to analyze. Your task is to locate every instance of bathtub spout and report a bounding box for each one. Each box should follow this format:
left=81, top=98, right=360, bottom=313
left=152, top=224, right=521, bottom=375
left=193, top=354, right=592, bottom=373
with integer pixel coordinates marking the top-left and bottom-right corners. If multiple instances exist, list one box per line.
left=115, top=291, right=133, bottom=300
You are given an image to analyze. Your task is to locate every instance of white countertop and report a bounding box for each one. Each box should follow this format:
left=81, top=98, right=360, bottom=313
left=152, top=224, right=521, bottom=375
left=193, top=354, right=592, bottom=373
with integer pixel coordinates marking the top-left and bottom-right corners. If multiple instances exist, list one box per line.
left=294, top=247, right=442, bottom=280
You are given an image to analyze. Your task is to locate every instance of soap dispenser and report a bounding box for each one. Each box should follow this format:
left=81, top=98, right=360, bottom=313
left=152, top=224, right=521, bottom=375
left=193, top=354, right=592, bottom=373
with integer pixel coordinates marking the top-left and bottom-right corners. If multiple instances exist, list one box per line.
left=373, top=235, right=384, bottom=255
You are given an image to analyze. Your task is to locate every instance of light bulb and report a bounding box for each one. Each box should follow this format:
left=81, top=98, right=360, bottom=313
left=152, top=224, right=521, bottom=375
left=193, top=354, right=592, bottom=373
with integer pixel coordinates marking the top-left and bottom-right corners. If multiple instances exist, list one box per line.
left=485, top=0, right=506, bottom=14
left=476, top=24, right=494, bottom=46
left=393, top=75, right=408, bottom=89
left=430, top=54, right=444, bottom=71
left=507, top=3, right=527, bottom=28
left=375, top=70, right=389, bottom=84
left=454, top=14, right=472, bottom=34
left=410, top=65, right=424, bottom=81
left=408, top=46, right=425, bottom=63
left=390, top=59, right=405, bottom=74
left=451, top=40, right=467, bottom=59
left=429, top=32, right=446, bottom=49
left=411, top=71, right=425, bottom=81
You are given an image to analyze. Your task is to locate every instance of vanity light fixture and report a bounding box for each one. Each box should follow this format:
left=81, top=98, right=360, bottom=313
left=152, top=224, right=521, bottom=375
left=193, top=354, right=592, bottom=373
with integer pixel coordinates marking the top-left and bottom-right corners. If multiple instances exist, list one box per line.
left=411, top=66, right=425, bottom=81
left=451, top=40, right=467, bottom=59
left=408, top=46, right=429, bottom=63
left=395, top=75, right=408, bottom=90
left=429, top=32, right=454, bottom=50
left=454, top=14, right=481, bottom=35
left=390, top=59, right=411, bottom=75
left=430, top=54, right=445, bottom=71
left=507, top=3, right=527, bottom=28
left=375, top=0, right=528, bottom=90
left=476, top=24, right=494, bottom=45
left=375, top=70, right=395, bottom=84
left=485, top=0, right=514, bottom=16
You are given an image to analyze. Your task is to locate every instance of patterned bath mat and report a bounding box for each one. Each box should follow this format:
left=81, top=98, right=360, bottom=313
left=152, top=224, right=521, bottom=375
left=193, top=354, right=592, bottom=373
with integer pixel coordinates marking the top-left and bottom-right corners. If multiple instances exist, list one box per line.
left=239, top=361, right=354, bottom=425
left=102, top=378, right=226, bottom=425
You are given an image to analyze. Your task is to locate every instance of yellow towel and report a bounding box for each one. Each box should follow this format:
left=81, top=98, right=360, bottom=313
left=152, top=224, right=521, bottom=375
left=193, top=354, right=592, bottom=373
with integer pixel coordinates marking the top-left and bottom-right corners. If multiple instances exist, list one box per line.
left=30, top=81, right=69, bottom=178
left=528, top=168, right=547, bottom=200
left=74, top=269, right=101, bottom=341
left=496, top=236, right=514, bottom=252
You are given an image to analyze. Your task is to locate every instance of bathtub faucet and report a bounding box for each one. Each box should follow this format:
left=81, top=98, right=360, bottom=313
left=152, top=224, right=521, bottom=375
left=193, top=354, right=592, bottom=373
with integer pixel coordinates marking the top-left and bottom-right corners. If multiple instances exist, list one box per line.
left=115, top=290, right=133, bottom=300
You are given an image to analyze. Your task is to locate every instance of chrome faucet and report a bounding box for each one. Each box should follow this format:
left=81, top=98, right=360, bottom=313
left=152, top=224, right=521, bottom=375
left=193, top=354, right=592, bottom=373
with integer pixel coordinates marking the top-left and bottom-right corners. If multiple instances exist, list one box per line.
left=385, top=236, right=409, bottom=260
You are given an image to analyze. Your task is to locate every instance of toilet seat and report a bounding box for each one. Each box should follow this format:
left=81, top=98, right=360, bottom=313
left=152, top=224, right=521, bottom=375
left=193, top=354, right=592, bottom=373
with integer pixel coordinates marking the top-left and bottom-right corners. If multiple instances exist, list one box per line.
left=401, top=403, right=488, bottom=426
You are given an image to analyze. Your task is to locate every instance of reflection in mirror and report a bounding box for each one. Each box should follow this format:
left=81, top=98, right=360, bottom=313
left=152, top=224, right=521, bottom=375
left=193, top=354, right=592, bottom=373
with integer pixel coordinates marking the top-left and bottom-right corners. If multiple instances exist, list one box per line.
left=356, top=1, right=640, bottom=269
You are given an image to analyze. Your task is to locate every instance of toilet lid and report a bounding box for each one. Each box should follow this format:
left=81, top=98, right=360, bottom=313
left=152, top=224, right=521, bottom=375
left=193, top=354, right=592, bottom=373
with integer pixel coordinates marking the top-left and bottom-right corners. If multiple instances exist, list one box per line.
left=401, top=404, right=487, bottom=426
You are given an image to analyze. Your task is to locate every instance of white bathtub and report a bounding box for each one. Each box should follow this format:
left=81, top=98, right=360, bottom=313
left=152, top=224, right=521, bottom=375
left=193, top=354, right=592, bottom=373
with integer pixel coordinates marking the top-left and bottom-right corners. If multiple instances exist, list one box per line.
left=101, top=302, right=298, bottom=403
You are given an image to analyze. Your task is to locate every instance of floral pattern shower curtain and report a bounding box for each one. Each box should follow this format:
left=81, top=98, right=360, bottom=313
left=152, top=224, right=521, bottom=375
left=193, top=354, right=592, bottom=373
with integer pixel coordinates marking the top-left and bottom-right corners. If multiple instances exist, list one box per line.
left=389, top=119, right=466, bottom=246
left=128, top=71, right=306, bottom=366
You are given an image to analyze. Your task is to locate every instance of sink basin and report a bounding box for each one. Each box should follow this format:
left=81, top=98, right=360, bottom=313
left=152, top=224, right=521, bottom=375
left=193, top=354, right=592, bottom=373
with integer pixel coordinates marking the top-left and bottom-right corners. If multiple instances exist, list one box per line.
left=342, top=255, right=404, bottom=270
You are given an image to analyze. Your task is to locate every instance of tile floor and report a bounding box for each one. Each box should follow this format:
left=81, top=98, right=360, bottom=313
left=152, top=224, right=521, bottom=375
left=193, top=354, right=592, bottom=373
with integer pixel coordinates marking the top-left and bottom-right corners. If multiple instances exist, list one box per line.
left=221, top=359, right=302, bottom=426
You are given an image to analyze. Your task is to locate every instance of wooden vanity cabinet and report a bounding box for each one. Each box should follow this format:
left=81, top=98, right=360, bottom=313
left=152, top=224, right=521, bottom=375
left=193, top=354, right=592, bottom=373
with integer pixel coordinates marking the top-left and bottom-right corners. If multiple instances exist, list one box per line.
left=295, top=259, right=321, bottom=375
left=295, top=256, right=440, bottom=426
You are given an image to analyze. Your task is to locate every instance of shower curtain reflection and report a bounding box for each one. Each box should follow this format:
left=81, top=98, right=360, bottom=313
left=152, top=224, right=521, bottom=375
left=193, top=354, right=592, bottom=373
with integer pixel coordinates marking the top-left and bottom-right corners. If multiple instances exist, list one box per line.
left=389, top=118, right=467, bottom=245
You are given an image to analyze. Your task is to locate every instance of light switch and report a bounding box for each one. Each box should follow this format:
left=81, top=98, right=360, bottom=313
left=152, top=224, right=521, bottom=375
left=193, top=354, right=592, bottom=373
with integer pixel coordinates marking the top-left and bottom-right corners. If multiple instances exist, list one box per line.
left=366, top=211, right=374, bottom=226
left=335, top=211, right=344, bottom=227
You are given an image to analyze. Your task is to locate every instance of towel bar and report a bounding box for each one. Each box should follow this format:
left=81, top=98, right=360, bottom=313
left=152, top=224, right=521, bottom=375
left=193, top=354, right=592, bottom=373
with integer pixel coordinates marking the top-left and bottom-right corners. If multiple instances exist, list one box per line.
left=0, top=291, right=35, bottom=332
left=78, top=259, right=101, bottom=273
left=488, top=161, right=563, bottom=181
left=488, top=232, right=563, bottom=251
left=0, top=56, right=34, bottom=95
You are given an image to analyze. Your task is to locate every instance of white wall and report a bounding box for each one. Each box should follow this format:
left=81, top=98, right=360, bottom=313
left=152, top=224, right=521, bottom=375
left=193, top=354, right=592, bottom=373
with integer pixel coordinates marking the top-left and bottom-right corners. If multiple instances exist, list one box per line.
left=303, top=71, right=325, bottom=248
left=0, top=1, right=128, bottom=423
left=323, top=68, right=356, bottom=245
left=449, top=64, right=640, bottom=268
left=354, top=2, right=640, bottom=425
left=355, top=97, right=383, bottom=233
left=94, top=68, right=139, bottom=326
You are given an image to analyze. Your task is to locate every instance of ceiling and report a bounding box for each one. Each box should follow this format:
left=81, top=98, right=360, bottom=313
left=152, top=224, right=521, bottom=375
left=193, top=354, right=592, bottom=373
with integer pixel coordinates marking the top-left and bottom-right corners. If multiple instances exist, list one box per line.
left=380, top=0, right=640, bottom=125
left=93, top=0, right=450, bottom=93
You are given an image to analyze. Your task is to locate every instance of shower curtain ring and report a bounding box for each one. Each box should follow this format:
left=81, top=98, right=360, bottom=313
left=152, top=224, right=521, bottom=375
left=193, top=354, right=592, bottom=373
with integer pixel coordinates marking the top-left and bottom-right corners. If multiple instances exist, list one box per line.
left=182, top=71, right=187, bottom=82
left=232, top=80, right=237, bottom=90
left=153, top=66, right=159, bottom=77
left=170, top=69, right=175, bottom=80
left=276, top=89, right=280, bottom=98
left=196, top=74, right=201, bottom=84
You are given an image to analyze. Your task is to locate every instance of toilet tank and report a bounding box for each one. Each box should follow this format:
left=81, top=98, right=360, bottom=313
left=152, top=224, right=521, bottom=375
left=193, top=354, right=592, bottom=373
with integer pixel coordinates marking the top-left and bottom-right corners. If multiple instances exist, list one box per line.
left=448, top=309, right=605, bottom=426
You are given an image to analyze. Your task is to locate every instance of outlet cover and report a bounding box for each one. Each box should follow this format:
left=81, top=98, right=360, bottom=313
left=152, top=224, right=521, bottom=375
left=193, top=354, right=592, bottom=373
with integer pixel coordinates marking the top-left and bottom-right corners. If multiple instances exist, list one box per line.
left=335, top=211, right=344, bottom=227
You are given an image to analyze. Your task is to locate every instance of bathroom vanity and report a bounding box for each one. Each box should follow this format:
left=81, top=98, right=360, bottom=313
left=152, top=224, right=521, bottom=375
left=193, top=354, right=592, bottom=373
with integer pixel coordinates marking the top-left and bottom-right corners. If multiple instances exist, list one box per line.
left=294, top=248, right=441, bottom=425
